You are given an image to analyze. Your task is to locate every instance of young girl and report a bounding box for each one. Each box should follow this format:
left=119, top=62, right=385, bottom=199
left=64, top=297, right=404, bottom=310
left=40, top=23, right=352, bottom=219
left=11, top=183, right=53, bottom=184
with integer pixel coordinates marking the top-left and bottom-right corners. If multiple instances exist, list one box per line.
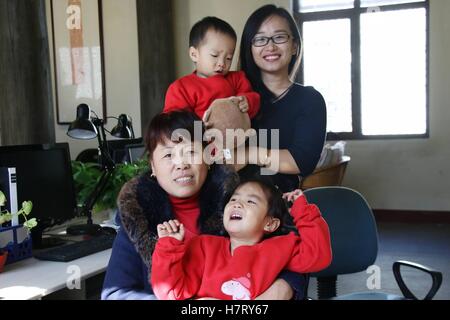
left=151, top=178, right=332, bottom=300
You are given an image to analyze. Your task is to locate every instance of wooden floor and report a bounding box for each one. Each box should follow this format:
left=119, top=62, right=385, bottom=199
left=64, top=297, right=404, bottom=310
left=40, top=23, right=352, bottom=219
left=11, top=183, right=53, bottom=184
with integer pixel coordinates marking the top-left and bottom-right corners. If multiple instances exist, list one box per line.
left=307, top=221, right=450, bottom=300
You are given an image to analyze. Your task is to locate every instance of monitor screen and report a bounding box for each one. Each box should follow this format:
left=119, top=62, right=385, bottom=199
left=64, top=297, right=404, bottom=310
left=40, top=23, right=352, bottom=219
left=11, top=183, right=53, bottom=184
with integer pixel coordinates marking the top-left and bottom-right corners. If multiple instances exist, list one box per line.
left=125, top=143, right=146, bottom=163
left=107, top=137, right=143, bottom=163
left=0, top=143, right=77, bottom=241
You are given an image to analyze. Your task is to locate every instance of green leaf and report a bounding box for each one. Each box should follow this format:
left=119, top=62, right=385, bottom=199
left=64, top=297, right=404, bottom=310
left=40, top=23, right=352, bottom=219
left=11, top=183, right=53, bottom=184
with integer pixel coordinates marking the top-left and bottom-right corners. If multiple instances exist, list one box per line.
left=0, top=213, right=12, bottom=224
left=22, top=201, right=33, bottom=215
left=1, top=189, right=36, bottom=230
left=24, top=218, right=37, bottom=229
left=0, top=190, right=5, bottom=206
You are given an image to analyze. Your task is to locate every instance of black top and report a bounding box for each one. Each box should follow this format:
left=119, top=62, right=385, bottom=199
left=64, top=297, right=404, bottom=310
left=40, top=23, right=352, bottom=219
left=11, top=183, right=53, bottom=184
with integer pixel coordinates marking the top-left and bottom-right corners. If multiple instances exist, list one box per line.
left=240, top=83, right=327, bottom=192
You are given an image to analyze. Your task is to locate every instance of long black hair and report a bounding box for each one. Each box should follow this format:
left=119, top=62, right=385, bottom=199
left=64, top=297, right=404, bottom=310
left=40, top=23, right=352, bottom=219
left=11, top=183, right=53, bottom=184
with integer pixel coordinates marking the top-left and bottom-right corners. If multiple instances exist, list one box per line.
left=239, top=5, right=302, bottom=101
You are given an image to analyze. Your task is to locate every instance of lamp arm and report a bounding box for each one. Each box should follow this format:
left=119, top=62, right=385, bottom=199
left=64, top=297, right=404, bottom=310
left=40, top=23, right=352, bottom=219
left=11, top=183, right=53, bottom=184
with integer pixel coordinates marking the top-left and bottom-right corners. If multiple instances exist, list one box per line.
left=127, top=115, right=135, bottom=139
left=81, top=168, right=113, bottom=225
left=80, top=118, right=115, bottom=224
left=94, top=118, right=115, bottom=171
left=130, top=123, right=135, bottom=139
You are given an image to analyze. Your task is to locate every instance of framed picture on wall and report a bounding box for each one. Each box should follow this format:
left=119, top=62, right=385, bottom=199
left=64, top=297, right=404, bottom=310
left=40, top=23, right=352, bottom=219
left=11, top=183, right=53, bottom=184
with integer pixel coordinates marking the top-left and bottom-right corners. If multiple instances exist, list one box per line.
left=50, top=0, right=107, bottom=124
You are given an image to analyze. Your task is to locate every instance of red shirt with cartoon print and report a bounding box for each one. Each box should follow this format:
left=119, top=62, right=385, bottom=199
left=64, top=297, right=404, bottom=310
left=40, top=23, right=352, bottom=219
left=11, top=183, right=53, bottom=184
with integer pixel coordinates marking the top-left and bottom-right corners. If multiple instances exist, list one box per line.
left=151, top=195, right=332, bottom=300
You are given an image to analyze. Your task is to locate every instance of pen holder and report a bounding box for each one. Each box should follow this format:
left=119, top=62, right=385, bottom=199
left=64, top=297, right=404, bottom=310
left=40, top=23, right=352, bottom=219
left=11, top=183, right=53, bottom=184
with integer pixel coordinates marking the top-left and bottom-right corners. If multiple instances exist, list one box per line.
left=0, top=224, right=33, bottom=265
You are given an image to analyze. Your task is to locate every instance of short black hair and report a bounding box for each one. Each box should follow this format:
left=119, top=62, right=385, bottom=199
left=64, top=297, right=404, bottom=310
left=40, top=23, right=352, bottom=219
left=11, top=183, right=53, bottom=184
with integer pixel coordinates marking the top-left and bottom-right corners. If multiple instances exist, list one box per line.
left=144, top=109, right=206, bottom=159
left=225, top=176, right=290, bottom=237
left=189, top=16, right=237, bottom=48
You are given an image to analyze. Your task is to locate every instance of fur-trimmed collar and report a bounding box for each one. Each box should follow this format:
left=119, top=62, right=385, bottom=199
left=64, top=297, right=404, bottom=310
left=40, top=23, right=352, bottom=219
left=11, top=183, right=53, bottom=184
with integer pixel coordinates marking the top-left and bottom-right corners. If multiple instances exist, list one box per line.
left=117, top=164, right=238, bottom=268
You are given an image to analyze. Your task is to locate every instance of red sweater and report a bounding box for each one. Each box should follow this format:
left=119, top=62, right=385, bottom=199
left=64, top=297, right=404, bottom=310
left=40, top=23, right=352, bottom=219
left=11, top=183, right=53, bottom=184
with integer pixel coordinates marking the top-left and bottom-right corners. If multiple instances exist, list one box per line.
left=151, top=196, right=332, bottom=300
left=163, top=71, right=260, bottom=119
left=168, top=194, right=200, bottom=242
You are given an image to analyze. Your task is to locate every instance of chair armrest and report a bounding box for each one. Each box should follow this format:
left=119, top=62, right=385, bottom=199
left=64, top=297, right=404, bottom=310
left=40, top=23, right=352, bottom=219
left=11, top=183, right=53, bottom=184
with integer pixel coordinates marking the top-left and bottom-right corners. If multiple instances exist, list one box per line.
left=393, top=260, right=442, bottom=300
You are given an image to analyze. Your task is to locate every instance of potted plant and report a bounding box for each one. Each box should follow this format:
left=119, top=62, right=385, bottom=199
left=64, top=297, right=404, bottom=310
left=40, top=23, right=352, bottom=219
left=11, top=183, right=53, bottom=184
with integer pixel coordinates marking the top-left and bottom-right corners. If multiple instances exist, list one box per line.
left=71, top=158, right=149, bottom=213
left=0, top=190, right=37, bottom=271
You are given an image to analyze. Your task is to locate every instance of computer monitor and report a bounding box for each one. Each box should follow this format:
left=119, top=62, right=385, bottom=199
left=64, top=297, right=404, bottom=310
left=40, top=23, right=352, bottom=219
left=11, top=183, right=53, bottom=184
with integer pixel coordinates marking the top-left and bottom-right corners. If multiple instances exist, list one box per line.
left=125, top=143, right=146, bottom=163
left=0, top=143, right=77, bottom=248
left=107, top=137, right=143, bottom=163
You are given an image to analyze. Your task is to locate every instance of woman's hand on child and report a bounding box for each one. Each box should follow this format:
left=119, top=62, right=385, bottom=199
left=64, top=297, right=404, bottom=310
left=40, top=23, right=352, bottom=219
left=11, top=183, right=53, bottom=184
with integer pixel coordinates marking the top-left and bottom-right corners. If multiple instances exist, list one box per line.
left=157, top=219, right=185, bottom=241
left=282, top=189, right=303, bottom=204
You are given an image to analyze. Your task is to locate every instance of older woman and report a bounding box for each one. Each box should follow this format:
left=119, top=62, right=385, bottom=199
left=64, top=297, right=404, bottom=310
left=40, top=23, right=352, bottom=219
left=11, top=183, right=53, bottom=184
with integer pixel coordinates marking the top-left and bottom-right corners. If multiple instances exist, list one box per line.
left=101, top=110, right=306, bottom=300
left=238, top=5, right=327, bottom=192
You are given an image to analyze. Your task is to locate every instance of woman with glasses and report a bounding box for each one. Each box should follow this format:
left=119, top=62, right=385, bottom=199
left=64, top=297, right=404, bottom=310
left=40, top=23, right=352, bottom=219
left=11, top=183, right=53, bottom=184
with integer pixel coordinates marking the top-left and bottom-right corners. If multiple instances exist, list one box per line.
left=238, top=4, right=327, bottom=193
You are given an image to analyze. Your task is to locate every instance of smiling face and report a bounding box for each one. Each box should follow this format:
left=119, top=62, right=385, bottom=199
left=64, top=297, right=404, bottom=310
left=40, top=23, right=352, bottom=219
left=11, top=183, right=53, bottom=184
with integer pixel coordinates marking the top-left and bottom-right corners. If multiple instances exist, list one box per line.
left=223, top=182, right=280, bottom=243
left=190, top=29, right=236, bottom=78
left=150, top=138, right=208, bottom=198
left=251, top=14, right=298, bottom=78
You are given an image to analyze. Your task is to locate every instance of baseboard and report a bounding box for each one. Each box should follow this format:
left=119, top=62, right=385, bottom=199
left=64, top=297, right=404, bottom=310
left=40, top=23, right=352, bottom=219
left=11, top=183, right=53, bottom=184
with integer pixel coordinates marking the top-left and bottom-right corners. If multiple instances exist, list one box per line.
left=373, top=209, right=450, bottom=224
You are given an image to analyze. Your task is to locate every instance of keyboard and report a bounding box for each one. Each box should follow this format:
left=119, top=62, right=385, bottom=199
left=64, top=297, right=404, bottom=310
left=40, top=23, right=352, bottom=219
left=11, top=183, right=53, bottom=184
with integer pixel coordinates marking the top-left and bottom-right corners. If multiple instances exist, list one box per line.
left=34, top=234, right=115, bottom=262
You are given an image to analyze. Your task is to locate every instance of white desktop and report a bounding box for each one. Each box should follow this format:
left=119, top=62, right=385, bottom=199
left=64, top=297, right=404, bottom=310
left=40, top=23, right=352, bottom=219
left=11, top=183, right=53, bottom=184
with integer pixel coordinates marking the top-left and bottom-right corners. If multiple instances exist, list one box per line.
left=0, top=249, right=111, bottom=300
left=0, top=214, right=116, bottom=300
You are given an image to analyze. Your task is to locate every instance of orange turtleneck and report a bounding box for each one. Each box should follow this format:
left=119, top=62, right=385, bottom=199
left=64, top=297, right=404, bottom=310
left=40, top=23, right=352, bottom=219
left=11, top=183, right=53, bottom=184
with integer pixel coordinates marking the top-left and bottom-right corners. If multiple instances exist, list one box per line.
left=168, top=193, right=201, bottom=241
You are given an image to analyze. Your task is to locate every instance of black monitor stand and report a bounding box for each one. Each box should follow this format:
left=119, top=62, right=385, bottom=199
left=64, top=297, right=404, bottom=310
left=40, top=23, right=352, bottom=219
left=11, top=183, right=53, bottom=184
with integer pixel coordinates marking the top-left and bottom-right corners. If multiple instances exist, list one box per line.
left=31, top=226, right=67, bottom=249
left=66, top=223, right=102, bottom=236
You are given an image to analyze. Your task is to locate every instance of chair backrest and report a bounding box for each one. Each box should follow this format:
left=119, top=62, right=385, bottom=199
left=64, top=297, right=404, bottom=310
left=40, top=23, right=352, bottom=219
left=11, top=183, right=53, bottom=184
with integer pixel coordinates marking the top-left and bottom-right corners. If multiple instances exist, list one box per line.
left=303, top=187, right=378, bottom=278
left=300, top=156, right=350, bottom=190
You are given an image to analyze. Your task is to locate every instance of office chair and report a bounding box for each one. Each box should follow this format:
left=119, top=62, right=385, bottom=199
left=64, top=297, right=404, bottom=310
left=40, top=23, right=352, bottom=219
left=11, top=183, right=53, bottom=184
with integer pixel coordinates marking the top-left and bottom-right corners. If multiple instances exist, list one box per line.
left=303, top=187, right=442, bottom=300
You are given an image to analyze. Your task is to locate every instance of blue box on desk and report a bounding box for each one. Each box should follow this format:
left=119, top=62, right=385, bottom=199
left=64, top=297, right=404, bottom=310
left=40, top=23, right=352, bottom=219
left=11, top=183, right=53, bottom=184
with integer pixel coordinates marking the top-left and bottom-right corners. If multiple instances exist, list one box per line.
left=0, top=225, right=33, bottom=264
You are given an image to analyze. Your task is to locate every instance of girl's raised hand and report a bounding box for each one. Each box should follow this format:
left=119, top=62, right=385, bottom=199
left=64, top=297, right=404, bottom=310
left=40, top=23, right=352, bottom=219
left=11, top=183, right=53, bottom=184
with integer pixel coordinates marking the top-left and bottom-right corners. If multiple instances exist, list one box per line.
left=157, top=219, right=185, bottom=241
left=282, top=189, right=303, bottom=204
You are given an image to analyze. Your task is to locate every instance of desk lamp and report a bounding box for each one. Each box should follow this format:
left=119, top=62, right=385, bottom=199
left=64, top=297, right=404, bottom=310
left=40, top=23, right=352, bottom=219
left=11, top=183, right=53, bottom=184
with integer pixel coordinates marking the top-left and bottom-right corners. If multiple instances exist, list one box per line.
left=66, top=104, right=134, bottom=235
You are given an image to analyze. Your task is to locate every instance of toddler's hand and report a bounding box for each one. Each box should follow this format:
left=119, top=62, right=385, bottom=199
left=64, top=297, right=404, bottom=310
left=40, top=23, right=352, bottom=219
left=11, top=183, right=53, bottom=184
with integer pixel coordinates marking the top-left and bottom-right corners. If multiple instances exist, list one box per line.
left=157, top=219, right=185, bottom=241
left=202, top=107, right=212, bottom=128
left=227, top=96, right=241, bottom=106
left=282, top=189, right=303, bottom=204
left=236, top=96, right=249, bottom=113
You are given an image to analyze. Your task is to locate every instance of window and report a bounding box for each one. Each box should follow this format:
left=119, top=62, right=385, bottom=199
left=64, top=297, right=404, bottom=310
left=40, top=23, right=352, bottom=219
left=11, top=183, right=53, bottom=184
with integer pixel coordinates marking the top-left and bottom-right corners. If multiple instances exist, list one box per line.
left=295, top=0, right=429, bottom=139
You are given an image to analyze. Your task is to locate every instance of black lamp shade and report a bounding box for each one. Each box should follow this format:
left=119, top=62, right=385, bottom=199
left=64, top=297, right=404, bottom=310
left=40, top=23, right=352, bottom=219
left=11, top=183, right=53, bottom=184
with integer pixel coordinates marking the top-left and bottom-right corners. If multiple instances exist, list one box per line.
left=111, top=114, right=133, bottom=139
left=67, top=104, right=98, bottom=139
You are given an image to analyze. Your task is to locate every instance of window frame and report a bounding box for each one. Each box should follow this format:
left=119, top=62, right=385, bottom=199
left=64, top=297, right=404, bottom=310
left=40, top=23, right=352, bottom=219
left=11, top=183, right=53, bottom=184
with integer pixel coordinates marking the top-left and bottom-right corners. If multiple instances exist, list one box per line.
left=294, top=0, right=430, bottom=140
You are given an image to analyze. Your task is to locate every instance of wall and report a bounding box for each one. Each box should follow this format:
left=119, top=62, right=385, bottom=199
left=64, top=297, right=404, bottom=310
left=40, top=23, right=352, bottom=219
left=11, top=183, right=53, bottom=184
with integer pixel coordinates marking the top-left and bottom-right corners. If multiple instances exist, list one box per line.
left=136, top=0, right=175, bottom=130
left=172, top=0, right=290, bottom=78
left=0, top=0, right=55, bottom=146
left=46, top=0, right=141, bottom=159
left=172, top=0, right=449, bottom=212
left=43, top=0, right=449, bottom=211
left=343, top=0, right=450, bottom=211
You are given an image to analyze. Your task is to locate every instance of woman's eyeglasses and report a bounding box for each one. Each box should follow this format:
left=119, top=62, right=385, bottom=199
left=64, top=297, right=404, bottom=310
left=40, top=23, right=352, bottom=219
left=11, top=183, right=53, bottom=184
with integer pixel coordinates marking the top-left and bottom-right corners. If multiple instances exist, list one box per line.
left=251, top=34, right=291, bottom=47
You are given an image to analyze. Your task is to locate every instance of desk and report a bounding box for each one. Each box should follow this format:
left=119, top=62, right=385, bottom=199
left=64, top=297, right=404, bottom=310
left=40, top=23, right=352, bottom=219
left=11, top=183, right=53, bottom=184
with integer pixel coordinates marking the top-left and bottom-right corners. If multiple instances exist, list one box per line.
left=0, top=249, right=111, bottom=300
